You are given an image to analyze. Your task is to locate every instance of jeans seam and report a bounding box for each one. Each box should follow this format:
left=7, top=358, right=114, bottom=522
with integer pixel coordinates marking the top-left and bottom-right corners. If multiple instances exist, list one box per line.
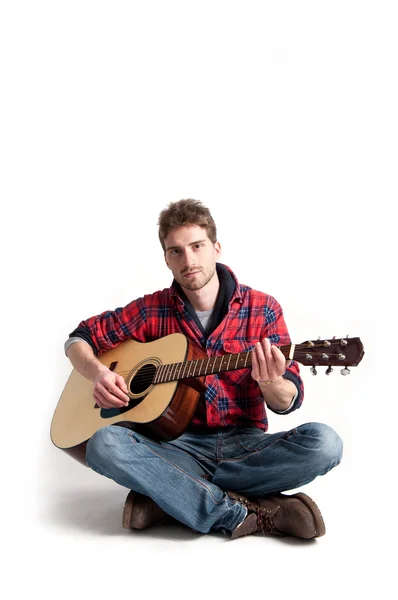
left=233, top=429, right=297, bottom=454
left=139, top=442, right=224, bottom=506
left=217, top=439, right=288, bottom=464
left=217, top=500, right=247, bottom=529
left=167, top=445, right=212, bottom=462
left=233, top=435, right=276, bottom=454
left=128, top=431, right=215, bottom=462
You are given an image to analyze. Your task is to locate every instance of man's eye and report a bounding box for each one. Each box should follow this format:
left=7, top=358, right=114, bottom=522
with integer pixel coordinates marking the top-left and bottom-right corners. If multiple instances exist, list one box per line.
left=171, top=249, right=180, bottom=255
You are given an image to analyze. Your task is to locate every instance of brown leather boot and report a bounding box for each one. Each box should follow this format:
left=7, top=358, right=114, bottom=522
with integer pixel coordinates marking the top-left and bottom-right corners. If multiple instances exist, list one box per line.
left=229, top=491, right=326, bottom=540
left=122, top=491, right=175, bottom=530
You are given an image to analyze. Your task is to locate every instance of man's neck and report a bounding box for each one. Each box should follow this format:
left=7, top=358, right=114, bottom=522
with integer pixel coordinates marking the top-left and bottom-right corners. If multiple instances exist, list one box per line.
left=182, top=271, right=220, bottom=312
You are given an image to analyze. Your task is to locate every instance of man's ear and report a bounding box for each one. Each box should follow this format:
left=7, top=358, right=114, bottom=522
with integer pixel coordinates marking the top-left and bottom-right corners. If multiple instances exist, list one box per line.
left=214, top=241, right=221, bottom=259
left=164, top=253, right=171, bottom=270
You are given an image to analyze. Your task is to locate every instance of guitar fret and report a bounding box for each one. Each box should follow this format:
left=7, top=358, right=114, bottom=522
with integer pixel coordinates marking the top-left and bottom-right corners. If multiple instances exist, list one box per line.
left=244, top=352, right=249, bottom=367
left=177, top=362, right=183, bottom=379
left=205, top=357, right=211, bottom=374
left=171, top=362, right=178, bottom=381
left=236, top=353, right=240, bottom=369
left=157, top=364, right=164, bottom=384
left=198, top=358, right=205, bottom=377
left=176, top=362, right=183, bottom=380
left=161, top=364, right=168, bottom=383
left=182, top=363, right=189, bottom=379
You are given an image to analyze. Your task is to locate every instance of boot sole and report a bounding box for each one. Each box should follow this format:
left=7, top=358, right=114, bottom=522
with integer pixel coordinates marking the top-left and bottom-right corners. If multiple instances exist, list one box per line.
left=122, top=490, right=136, bottom=529
left=122, top=490, right=170, bottom=530
left=289, top=492, right=326, bottom=538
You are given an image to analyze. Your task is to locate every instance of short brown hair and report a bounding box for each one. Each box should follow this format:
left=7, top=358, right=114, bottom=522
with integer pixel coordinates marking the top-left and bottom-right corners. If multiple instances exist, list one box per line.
left=158, top=199, right=217, bottom=251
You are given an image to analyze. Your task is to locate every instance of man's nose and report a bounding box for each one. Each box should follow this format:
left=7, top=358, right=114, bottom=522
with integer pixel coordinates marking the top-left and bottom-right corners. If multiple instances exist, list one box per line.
left=182, top=248, right=196, bottom=268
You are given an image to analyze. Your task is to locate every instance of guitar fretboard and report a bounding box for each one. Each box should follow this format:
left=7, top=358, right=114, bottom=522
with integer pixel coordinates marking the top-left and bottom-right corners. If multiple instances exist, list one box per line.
left=153, top=345, right=292, bottom=384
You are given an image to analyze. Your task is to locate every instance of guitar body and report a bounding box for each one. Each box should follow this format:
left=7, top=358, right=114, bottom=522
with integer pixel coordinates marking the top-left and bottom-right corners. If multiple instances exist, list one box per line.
left=51, top=333, right=207, bottom=464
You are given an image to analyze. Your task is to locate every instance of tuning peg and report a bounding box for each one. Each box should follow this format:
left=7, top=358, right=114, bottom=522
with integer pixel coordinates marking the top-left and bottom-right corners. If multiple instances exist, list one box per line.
left=326, top=366, right=333, bottom=375
left=311, top=366, right=317, bottom=376
left=340, top=367, right=351, bottom=376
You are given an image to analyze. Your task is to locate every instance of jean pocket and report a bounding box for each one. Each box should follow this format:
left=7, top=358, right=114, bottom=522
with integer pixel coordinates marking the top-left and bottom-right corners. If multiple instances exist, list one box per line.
left=234, top=427, right=271, bottom=452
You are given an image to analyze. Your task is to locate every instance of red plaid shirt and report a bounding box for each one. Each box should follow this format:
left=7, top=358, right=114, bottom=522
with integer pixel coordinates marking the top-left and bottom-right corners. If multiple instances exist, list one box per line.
left=70, top=264, right=304, bottom=431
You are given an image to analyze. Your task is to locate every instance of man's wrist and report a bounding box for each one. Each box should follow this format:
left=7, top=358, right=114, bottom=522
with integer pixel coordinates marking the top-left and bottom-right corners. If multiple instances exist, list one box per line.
left=259, top=375, right=284, bottom=385
left=91, top=363, right=109, bottom=383
left=258, top=376, right=297, bottom=412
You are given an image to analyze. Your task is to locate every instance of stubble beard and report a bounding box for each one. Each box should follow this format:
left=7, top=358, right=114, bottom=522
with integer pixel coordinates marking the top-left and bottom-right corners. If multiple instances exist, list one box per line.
left=179, top=264, right=216, bottom=292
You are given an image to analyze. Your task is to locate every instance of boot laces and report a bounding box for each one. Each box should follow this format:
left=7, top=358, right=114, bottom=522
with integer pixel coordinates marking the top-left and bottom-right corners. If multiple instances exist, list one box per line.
left=256, top=507, right=276, bottom=534
left=233, top=494, right=276, bottom=535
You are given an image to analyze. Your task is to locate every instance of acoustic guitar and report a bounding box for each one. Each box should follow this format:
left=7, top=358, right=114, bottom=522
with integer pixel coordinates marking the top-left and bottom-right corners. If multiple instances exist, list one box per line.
left=51, top=333, right=364, bottom=464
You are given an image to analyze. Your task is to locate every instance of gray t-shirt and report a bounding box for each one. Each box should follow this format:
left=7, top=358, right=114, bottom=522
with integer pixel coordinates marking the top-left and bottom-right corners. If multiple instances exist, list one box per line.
left=195, top=308, right=214, bottom=334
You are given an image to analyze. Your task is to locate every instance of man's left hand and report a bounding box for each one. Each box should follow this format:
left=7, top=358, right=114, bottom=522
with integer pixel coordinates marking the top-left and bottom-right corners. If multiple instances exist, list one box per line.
left=251, top=338, right=289, bottom=383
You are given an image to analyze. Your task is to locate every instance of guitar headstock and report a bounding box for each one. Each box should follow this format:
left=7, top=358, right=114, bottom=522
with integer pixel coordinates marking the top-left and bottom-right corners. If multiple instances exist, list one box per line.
left=293, top=337, right=364, bottom=375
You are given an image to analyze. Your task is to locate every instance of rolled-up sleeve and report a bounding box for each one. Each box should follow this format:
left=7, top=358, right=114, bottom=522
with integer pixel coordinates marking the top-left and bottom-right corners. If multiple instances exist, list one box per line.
left=68, top=296, right=148, bottom=356
left=261, top=296, right=304, bottom=415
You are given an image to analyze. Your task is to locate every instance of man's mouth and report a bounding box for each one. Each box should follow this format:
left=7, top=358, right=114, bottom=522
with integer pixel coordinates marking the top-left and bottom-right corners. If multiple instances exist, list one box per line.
left=183, top=270, right=201, bottom=277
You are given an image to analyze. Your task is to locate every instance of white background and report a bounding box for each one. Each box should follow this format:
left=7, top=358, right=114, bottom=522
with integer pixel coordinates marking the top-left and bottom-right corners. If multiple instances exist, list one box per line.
left=1, top=1, right=397, bottom=598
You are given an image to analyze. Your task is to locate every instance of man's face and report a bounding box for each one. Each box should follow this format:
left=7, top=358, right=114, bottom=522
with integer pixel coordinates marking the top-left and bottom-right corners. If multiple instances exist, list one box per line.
left=164, top=225, right=221, bottom=292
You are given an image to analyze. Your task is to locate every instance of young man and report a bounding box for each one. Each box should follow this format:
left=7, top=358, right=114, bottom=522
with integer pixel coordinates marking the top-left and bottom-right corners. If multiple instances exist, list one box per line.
left=65, top=199, right=342, bottom=540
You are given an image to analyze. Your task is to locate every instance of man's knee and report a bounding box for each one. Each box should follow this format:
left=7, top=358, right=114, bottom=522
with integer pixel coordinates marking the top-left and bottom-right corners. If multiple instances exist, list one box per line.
left=85, top=425, right=121, bottom=468
left=314, top=422, right=343, bottom=471
left=298, top=422, right=343, bottom=472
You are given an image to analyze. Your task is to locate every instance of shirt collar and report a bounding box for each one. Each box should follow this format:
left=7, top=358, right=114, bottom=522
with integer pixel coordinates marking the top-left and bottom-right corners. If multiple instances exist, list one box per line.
left=169, top=262, right=243, bottom=305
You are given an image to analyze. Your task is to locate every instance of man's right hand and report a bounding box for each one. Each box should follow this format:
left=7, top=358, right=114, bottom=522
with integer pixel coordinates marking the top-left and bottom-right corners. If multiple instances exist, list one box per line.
left=93, top=369, right=130, bottom=409
left=66, top=340, right=130, bottom=408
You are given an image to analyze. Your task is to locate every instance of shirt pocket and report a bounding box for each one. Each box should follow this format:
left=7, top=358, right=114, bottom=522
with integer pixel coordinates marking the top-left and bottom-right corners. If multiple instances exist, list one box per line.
left=221, top=339, right=255, bottom=386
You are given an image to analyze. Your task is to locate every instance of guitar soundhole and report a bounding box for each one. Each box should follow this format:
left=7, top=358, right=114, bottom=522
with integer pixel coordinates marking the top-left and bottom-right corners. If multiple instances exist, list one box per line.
left=129, top=363, right=157, bottom=395
left=98, top=362, right=157, bottom=419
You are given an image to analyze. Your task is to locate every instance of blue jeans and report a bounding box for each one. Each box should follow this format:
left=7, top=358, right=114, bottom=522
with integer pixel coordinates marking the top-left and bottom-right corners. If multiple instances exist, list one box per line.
left=86, top=422, right=343, bottom=534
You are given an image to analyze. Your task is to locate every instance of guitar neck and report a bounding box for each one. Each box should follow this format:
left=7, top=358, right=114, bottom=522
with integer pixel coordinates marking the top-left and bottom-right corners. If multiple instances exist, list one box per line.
left=153, top=345, right=293, bottom=384
left=151, top=335, right=364, bottom=384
